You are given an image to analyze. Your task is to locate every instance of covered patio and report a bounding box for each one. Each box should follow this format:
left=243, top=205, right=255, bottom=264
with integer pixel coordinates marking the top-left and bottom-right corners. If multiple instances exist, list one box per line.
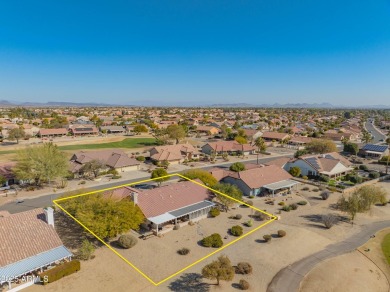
left=263, top=179, right=300, bottom=197
left=0, top=246, right=72, bottom=290
left=147, top=200, right=215, bottom=235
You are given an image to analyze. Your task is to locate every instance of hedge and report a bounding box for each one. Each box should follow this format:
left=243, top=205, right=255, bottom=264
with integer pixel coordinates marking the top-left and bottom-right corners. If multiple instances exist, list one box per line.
left=39, top=260, right=80, bottom=285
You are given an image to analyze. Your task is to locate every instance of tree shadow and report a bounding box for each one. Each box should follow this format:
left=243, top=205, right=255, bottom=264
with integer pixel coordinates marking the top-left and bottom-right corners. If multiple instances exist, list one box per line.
left=300, top=214, right=323, bottom=223
left=255, top=239, right=267, bottom=243
left=168, top=273, right=210, bottom=292
left=231, top=283, right=241, bottom=289
left=55, top=210, right=101, bottom=250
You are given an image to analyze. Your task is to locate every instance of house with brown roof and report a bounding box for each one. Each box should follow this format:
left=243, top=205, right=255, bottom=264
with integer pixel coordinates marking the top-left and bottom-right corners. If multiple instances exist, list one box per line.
left=109, top=180, right=214, bottom=235
left=219, top=165, right=297, bottom=196
left=284, top=152, right=353, bottom=178
left=38, top=128, right=68, bottom=138
left=149, top=143, right=200, bottom=164
left=68, top=124, right=99, bottom=136
left=69, top=149, right=140, bottom=175
left=260, top=131, right=290, bottom=142
left=201, top=141, right=256, bottom=156
left=196, top=126, right=220, bottom=136
left=0, top=208, right=72, bottom=289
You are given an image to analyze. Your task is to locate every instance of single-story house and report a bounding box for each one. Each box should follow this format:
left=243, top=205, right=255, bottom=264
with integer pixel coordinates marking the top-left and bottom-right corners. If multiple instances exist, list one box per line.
left=68, top=125, right=99, bottom=136
left=201, top=141, right=256, bottom=156
left=100, top=125, right=127, bottom=134
left=196, top=126, right=220, bottom=136
left=149, top=143, right=200, bottom=164
left=109, top=179, right=215, bottom=235
left=221, top=165, right=297, bottom=196
left=38, top=128, right=68, bottom=138
left=287, top=136, right=312, bottom=149
left=285, top=152, right=353, bottom=178
left=359, top=144, right=389, bottom=159
left=260, top=131, right=290, bottom=142
left=69, top=149, right=140, bottom=175
left=0, top=208, right=72, bottom=290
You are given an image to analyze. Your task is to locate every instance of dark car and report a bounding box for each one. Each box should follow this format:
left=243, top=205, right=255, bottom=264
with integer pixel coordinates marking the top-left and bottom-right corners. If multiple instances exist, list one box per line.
left=133, top=184, right=156, bottom=190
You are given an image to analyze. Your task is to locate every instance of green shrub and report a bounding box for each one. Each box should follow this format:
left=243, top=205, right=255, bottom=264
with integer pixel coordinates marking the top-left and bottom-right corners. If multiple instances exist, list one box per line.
left=177, top=248, right=190, bottom=255
left=245, top=219, right=253, bottom=227
left=282, top=205, right=291, bottom=212
left=302, top=186, right=310, bottom=191
left=202, top=233, right=223, bottom=248
left=136, top=156, right=145, bottom=162
left=173, top=224, right=180, bottom=230
left=302, top=175, right=308, bottom=180
left=118, top=234, right=138, bottom=249
left=369, top=171, right=380, bottom=179
left=320, top=175, right=330, bottom=182
left=239, top=279, right=250, bottom=290
left=39, top=260, right=80, bottom=285
left=312, top=188, right=319, bottom=192
left=349, top=175, right=362, bottom=184
left=112, top=175, right=122, bottom=179
left=236, top=262, right=253, bottom=274
left=210, top=207, right=220, bottom=217
left=277, top=230, right=286, bottom=237
left=263, top=234, right=272, bottom=242
left=290, top=203, right=298, bottom=210
left=77, top=239, right=95, bottom=260
left=298, top=201, right=307, bottom=205
left=278, top=201, right=285, bottom=206
left=231, top=225, right=244, bottom=236
left=235, top=214, right=242, bottom=220
left=359, top=164, right=368, bottom=171
left=248, top=195, right=254, bottom=199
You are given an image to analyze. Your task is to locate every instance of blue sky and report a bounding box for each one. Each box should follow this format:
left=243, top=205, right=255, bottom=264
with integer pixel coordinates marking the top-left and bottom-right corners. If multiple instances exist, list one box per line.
left=0, top=1, right=390, bottom=106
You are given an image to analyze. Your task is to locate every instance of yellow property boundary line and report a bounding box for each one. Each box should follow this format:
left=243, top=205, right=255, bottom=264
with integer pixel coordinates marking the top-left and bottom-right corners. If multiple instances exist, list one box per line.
left=53, top=173, right=277, bottom=286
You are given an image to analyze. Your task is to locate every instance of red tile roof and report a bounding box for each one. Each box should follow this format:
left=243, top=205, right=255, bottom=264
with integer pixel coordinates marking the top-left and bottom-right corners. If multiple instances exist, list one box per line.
left=0, top=209, right=64, bottom=267
left=111, top=180, right=211, bottom=218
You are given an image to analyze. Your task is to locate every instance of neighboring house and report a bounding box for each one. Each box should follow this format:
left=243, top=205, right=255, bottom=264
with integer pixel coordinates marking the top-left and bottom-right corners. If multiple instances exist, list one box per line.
left=149, top=143, right=200, bottom=164
left=196, top=126, right=220, bottom=136
left=359, top=144, right=389, bottom=159
left=38, top=128, right=68, bottom=138
left=242, top=129, right=263, bottom=141
left=69, top=149, right=140, bottom=175
left=201, top=141, right=256, bottom=156
left=109, top=179, right=215, bottom=235
left=0, top=208, right=72, bottom=290
left=260, top=131, right=290, bottom=142
left=0, top=162, right=18, bottom=192
left=100, top=125, right=127, bottom=134
left=68, top=125, right=99, bottom=136
left=323, top=131, right=352, bottom=142
left=287, top=136, right=312, bottom=149
left=285, top=152, right=353, bottom=178
left=221, top=165, right=296, bottom=196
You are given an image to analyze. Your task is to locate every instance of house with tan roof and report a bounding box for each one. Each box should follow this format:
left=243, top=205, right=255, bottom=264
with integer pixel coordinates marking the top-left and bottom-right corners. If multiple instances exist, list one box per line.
left=260, top=131, right=290, bottom=142
left=196, top=126, right=220, bottom=136
left=38, top=128, right=68, bottom=138
left=284, top=152, right=353, bottom=178
left=201, top=141, right=256, bottom=156
left=149, top=143, right=200, bottom=164
left=69, top=149, right=140, bottom=175
left=219, top=165, right=297, bottom=196
left=0, top=208, right=72, bottom=290
left=109, top=180, right=214, bottom=235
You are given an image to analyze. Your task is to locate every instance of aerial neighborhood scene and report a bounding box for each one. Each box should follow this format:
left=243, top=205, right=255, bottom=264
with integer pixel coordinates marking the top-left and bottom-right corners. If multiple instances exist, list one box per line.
left=1, top=2, right=390, bottom=292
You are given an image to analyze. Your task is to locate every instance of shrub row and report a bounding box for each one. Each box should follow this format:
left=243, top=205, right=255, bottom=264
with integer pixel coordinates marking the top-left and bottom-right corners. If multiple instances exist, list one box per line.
left=39, top=260, right=80, bottom=285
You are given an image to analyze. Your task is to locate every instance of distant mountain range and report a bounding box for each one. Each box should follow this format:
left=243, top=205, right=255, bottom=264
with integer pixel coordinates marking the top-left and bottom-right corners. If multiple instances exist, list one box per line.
left=0, top=99, right=389, bottom=109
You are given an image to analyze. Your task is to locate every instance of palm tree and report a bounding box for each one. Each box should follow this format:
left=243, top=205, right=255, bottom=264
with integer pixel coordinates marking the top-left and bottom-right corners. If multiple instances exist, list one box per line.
left=253, top=137, right=266, bottom=164
left=362, top=131, right=373, bottom=144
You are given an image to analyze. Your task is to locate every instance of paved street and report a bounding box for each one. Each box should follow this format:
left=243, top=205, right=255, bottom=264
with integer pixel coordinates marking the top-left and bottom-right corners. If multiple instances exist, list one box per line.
left=365, top=119, right=386, bottom=144
left=0, top=154, right=291, bottom=214
left=267, top=220, right=390, bottom=292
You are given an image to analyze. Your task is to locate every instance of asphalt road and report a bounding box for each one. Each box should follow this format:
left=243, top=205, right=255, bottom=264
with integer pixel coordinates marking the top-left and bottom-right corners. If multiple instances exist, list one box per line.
left=0, top=155, right=290, bottom=214
left=267, top=220, right=390, bottom=292
left=365, top=120, right=386, bottom=144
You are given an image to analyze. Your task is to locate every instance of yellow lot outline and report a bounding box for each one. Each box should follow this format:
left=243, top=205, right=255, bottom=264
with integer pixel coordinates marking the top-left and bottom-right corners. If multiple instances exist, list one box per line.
left=53, top=173, right=276, bottom=286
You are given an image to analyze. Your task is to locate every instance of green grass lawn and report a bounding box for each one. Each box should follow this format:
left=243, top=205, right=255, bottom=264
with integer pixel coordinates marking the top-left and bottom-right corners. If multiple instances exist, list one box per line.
left=0, top=138, right=157, bottom=154
left=58, top=138, right=157, bottom=151
left=382, top=233, right=390, bottom=265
